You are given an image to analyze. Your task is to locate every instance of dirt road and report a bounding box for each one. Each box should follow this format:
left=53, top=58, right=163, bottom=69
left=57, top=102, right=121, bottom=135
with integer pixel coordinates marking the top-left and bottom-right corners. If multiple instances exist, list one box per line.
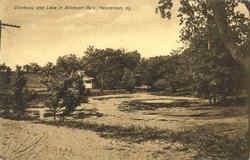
left=0, top=93, right=248, bottom=160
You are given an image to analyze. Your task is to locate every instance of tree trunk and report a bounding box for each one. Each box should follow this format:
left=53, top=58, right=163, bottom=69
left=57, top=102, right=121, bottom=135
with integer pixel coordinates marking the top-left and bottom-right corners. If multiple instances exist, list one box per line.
left=209, top=0, right=250, bottom=154
left=100, top=73, right=104, bottom=94
left=207, top=0, right=250, bottom=73
left=53, top=111, right=56, bottom=121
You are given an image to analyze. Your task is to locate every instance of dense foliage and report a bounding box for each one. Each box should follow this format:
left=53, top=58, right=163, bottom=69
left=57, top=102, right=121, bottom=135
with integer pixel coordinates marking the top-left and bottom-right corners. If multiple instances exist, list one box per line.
left=42, top=70, right=87, bottom=121
left=82, top=46, right=141, bottom=92
left=0, top=65, right=31, bottom=118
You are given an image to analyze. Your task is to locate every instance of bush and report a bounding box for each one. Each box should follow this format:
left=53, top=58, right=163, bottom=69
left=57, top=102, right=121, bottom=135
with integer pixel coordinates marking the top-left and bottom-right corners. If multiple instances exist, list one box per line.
left=1, top=66, right=32, bottom=119
left=43, top=72, right=88, bottom=121
left=153, top=79, right=168, bottom=91
left=12, top=67, right=29, bottom=116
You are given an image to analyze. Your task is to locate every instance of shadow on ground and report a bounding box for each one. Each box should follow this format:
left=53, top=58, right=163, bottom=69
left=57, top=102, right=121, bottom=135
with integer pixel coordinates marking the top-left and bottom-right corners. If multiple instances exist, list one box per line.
left=92, top=96, right=133, bottom=101
left=0, top=107, right=104, bottom=121
left=33, top=119, right=248, bottom=160
left=71, top=108, right=104, bottom=119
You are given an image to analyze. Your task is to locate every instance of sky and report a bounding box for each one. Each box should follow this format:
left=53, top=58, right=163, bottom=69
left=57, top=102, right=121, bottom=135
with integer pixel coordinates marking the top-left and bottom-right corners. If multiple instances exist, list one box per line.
left=0, top=0, right=247, bottom=67
left=0, top=0, right=182, bottom=67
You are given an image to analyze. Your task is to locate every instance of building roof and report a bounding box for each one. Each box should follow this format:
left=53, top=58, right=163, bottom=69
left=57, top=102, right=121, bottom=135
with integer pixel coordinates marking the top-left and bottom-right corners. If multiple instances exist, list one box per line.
left=75, top=70, right=94, bottom=80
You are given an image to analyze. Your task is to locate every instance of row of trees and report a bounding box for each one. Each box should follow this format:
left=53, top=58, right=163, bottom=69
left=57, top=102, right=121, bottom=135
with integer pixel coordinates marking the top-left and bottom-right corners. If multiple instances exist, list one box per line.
left=12, top=48, right=141, bottom=92
left=1, top=0, right=248, bottom=105
left=3, top=38, right=244, bottom=103
left=47, top=42, right=246, bottom=104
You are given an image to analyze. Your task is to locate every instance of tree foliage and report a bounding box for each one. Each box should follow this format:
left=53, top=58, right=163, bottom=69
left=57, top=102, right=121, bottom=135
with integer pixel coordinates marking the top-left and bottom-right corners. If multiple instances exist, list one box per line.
left=121, top=68, right=136, bottom=92
left=83, top=46, right=141, bottom=91
left=42, top=71, right=86, bottom=121
left=1, top=66, right=31, bottom=118
left=56, top=54, right=81, bottom=75
left=152, top=0, right=249, bottom=102
left=156, top=0, right=250, bottom=73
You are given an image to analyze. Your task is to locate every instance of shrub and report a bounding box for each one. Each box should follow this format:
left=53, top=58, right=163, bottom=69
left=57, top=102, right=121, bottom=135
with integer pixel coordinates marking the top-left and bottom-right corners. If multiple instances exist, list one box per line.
left=12, top=67, right=29, bottom=117
left=153, top=79, right=168, bottom=91
left=43, top=72, right=88, bottom=121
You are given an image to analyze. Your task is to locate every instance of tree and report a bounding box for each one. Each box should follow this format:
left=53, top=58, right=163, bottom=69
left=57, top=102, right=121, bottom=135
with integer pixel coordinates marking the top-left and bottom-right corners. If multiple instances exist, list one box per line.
left=121, top=69, right=136, bottom=92
left=29, top=63, right=41, bottom=73
left=83, top=46, right=141, bottom=91
left=75, top=74, right=85, bottom=96
left=155, top=0, right=249, bottom=105
left=23, top=64, right=32, bottom=73
left=156, top=0, right=250, bottom=74
left=56, top=54, right=81, bottom=76
left=42, top=62, right=55, bottom=76
left=137, top=56, right=171, bottom=89
left=42, top=71, right=87, bottom=121
left=0, top=63, right=7, bottom=72
left=137, top=52, right=190, bottom=92
left=12, top=66, right=29, bottom=117
left=6, top=67, right=12, bottom=87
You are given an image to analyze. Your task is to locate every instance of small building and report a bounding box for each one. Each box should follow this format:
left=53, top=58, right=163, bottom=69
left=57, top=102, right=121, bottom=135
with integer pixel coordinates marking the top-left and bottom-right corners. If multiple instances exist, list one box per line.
left=83, top=76, right=94, bottom=89
left=76, top=71, right=94, bottom=89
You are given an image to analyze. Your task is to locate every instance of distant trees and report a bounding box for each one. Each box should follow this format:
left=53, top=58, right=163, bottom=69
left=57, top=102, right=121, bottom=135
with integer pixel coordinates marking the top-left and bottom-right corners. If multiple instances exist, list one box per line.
left=136, top=56, right=170, bottom=90
left=0, top=63, right=12, bottom=87
left=6, top=67, right=12, bottom=86
left=23, top=64, right=32, bottom=73
left=121, top=69, right=136, bottom=92
left=0, top=63, right=8, bottom=72
left=136, top=50, right=191, bottom=92
left=28, top=63, right=41, bottom=73
left=56, top=54, right=82, bottom=75
left=23, top=63, right=42, bottom=73
left=42, top=62, right=55, bottom=76
left=83, top=46, right=141, bottom=92
left=1, top=38, right=245, bottom=107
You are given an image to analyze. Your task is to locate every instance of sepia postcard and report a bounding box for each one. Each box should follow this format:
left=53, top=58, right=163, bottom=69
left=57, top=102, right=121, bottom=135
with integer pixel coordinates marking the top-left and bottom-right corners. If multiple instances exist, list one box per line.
left=0, top=0, right=249, bottom=160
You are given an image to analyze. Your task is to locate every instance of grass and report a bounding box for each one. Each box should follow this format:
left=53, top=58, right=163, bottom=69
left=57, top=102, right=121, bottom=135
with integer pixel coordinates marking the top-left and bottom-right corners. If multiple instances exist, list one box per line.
left=118, top=99, right=199, bottom=112
left=34, top=119, right=248, bottom=160
left=1, top=90, right=248, bottom=159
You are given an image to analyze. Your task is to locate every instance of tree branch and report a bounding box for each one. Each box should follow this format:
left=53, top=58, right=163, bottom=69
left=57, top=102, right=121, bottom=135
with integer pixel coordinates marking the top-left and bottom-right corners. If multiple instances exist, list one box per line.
left=207, top=0, right=250, bottom=72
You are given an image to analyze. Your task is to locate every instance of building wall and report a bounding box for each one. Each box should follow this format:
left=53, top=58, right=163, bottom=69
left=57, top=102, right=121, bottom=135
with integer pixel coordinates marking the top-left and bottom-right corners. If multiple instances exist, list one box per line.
left=84, top=80, right=93, bottom=89
left=82, top=76, right=94, bottom=89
